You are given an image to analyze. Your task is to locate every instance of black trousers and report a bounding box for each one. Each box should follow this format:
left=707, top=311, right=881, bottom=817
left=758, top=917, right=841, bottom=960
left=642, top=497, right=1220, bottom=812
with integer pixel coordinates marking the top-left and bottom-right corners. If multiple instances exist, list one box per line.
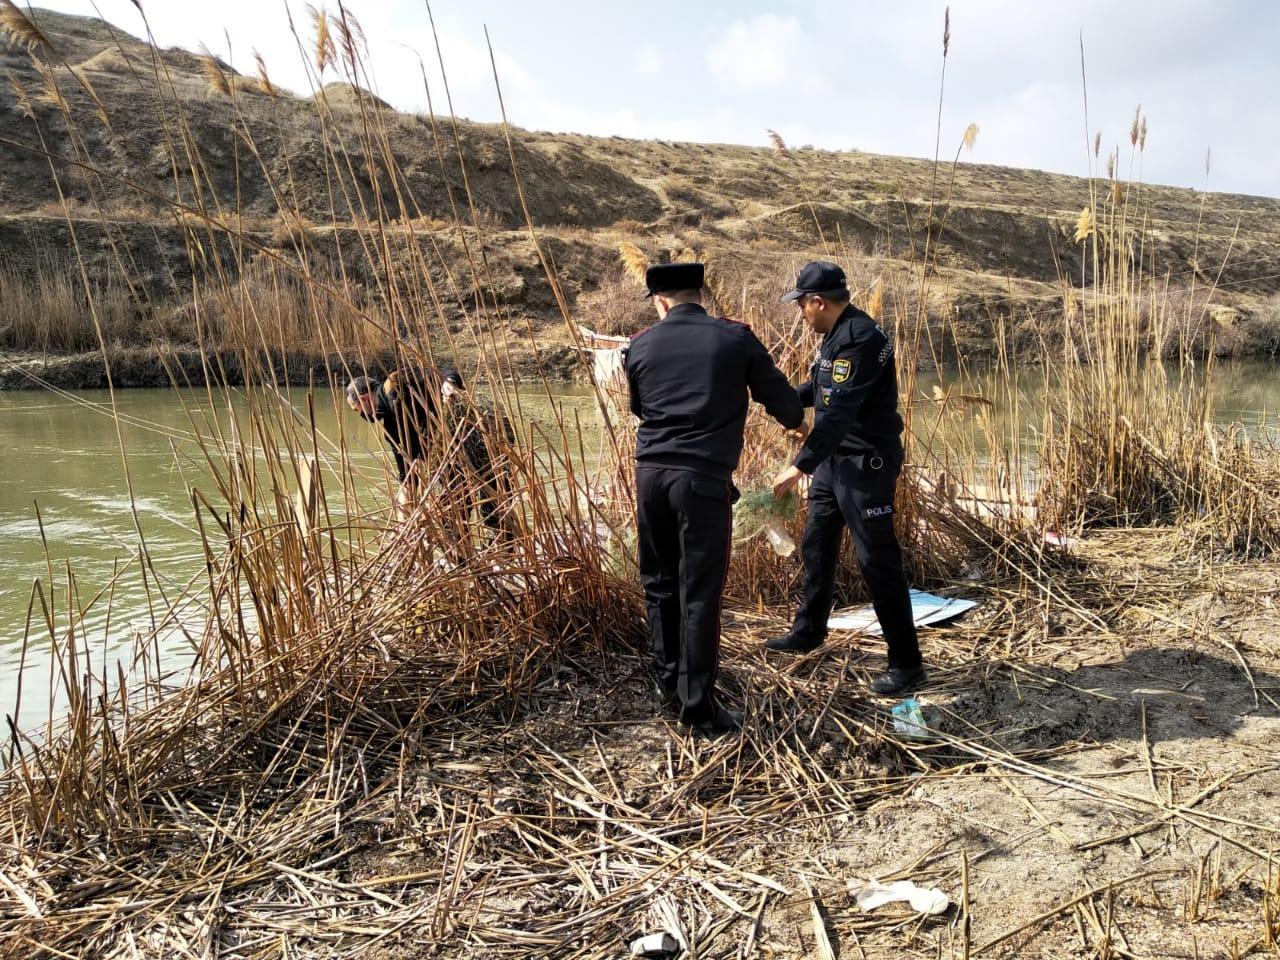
left=635, top=466, right=734, bottom=724
left=791, top=451, right=922, bottom=670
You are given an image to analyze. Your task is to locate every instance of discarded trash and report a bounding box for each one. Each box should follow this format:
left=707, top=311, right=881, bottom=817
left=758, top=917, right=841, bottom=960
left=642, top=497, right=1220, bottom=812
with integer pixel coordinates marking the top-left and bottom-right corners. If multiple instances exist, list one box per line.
left=1042, top=530, right=1078, bottom=549
left=890, top=696, right=928, bottom=739
left=629, top=932, right=680, bottom=957
left=762, top=518, right=796, bottom=557
left=848, top=878, right=950, bottom=915
left=827, top=589, right=977, bottom=635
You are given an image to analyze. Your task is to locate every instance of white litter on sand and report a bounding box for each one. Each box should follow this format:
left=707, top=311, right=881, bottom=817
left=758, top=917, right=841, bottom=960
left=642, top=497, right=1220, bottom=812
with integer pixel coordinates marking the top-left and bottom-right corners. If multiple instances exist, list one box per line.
left=848, top=878, right=950, bottom=915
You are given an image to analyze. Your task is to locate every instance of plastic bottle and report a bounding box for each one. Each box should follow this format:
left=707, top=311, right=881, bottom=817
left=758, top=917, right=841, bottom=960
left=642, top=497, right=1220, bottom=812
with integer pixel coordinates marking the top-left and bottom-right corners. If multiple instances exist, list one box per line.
left=761, top=519, right=796, bottom=557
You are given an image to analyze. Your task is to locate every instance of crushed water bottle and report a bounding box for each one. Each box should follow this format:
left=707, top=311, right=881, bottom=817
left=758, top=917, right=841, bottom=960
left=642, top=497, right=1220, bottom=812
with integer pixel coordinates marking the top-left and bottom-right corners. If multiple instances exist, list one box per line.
left=890, top=696, right=928, bottom=739
left=761, top=518, right=796, bottom=557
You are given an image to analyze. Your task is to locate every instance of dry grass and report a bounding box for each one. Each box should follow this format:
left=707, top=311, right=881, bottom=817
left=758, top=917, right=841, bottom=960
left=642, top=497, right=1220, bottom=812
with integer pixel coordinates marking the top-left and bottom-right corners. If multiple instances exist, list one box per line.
left=1036, top=164, right=1280, bottom=556
left=0, top=255, right=140, bottom=351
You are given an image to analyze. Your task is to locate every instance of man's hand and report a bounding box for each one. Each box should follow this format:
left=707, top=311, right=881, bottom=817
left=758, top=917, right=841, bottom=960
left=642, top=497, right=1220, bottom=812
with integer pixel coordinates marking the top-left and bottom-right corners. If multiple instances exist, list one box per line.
left=772, top=464, right=805, bottom=500
left=786, top=421, right=810, bottom=442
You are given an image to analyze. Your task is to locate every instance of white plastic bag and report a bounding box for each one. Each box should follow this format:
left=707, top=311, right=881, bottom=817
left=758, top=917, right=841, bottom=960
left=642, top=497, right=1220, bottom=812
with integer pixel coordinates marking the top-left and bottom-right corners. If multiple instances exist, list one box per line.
left=848, top=878, right=950, bottom=915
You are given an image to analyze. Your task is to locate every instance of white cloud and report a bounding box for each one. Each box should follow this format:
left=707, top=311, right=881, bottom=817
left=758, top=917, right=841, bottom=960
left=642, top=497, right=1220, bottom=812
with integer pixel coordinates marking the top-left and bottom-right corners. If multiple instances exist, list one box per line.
left=705, top=14, right=823, bottom=95
left=634, top=44, right=663, bottom=77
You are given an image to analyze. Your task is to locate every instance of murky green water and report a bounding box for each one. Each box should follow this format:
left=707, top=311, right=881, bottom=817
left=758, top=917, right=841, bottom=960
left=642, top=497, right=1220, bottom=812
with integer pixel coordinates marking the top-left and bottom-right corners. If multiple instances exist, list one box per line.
left=1, top=364, right=1275, bottom=732
left=0, top=384, right=604, bottom=732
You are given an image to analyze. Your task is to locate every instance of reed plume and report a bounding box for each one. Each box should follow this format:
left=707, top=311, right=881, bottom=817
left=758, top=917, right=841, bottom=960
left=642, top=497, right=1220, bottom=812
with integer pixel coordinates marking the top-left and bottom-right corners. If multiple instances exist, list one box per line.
left=865, top=278, right=884, bottom=320
left=0, top=0, right=50, bottom=53
left=1074, top=206, right=1095, bottom=243
left=199, top=49, right=231, bottom=96
left=618, top=241, right=649, bottom=286
left=335, top=6, right=366, bottom=71
left=31, top=57, right=67, bottom=111
left=254, top=50, right=277, bottom=96
left=308, top=4, right=336, bottom=73
left=766, top=128, right=788, bottom=158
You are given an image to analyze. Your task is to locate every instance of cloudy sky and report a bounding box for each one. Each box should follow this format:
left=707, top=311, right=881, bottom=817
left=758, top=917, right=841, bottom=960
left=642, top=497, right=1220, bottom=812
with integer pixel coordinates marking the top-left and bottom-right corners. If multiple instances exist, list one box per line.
left=34, top=0, right=1280, bottom=198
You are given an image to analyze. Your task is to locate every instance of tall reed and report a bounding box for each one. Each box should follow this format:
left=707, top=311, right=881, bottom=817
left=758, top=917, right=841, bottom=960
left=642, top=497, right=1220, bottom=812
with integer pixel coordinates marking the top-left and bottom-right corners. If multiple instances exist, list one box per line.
left=1035, top=120, right=1280, bottom=556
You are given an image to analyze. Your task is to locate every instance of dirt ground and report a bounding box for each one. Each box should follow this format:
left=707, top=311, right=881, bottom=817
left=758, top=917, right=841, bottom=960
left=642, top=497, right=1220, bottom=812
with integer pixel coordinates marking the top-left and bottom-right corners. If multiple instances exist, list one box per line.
left=340, top=532, right=1280, bottom=959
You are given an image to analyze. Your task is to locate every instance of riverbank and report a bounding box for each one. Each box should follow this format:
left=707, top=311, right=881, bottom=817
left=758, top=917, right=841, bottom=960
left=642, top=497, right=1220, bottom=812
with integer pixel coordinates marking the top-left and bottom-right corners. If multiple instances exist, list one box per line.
left=4, top=340, right=1278, bottom=392
left=0, top=343, right=585, bottom=390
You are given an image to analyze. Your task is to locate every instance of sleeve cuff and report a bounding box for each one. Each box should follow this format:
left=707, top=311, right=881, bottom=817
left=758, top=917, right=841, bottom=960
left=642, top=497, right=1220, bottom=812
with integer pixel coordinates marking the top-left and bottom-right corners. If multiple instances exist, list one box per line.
left=793, top=448, right=822, bottom=474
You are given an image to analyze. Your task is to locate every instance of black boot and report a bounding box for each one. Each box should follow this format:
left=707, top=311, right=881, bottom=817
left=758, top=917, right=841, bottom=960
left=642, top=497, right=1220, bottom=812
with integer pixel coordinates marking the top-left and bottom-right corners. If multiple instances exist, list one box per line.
left=764, top=632, right=823, bottom=654
left=647, top=669, right=679, bottom=714
left=689, top=704, right=742, bottom=736
left=869, top=664, right=926, bottom=696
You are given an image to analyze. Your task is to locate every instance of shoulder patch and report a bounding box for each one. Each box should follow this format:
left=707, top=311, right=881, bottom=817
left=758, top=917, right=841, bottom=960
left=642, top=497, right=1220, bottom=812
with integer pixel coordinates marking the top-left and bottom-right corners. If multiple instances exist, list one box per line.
left=832, top=358, right=852, bottom=383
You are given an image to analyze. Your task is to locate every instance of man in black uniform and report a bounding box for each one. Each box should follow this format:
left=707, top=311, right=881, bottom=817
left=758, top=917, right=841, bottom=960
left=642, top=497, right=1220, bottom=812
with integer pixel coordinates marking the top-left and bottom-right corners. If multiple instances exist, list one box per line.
left=767, top=261, right=926, bottom=696
left=437, top=367, right=518, bottom=536
left=346, top=367, right=438, bottom=487
left=346, top=366, right=510, bottom=536
left=625, top=262, right=804, bottom=733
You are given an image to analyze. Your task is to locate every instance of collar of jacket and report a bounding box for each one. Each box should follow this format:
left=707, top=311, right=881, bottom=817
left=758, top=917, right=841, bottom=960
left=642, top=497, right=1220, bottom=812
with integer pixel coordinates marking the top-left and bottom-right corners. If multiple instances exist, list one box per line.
left=660, top=302, right=709, bottom=321
left=821, top=303, right=859, bottom=346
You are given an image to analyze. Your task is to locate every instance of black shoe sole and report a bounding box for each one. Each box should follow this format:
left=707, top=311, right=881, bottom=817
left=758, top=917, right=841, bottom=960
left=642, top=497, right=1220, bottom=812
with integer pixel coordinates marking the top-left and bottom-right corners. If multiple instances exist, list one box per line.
left=689, top=720, right=741, bottom=737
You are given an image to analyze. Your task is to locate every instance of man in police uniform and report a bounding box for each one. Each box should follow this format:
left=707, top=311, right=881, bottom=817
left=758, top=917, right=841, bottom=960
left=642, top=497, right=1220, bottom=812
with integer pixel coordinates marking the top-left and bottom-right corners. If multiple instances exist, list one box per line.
left=768, top=261, right=926, bottom=696
left=626, top=263, right=804, bottom=733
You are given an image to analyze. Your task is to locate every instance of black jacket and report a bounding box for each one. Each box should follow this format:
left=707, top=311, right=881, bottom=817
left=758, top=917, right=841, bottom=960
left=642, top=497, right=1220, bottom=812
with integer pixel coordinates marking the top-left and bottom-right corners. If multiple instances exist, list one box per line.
left=793, top=305, right=904, bottom=474
left=373, top=369, right=504, bottom=485
left=625, top=303, right=803, bottom=479
left=374, top=369, right=435, bottom=482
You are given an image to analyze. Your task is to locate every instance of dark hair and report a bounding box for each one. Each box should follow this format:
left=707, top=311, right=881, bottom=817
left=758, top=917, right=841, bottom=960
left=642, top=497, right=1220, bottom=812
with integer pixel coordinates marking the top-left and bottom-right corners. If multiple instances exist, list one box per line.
left=439, top=367, right=464, bottom=389
left=345, top=375, right=378, bottom=403
left=810, top=288, right=850, bottom=305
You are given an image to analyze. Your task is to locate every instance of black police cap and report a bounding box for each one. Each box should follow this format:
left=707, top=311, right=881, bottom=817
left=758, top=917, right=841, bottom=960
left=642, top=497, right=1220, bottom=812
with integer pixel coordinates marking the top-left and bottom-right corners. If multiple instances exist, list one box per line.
left=780, top=260, right=847, bottom=303
left=643, top=262, right=704, bottom=298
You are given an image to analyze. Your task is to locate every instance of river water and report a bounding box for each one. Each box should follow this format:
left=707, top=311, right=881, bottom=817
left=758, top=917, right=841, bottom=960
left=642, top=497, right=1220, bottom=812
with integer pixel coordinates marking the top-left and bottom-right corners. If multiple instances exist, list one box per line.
left=1, top=364, right=1276, bottom=732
